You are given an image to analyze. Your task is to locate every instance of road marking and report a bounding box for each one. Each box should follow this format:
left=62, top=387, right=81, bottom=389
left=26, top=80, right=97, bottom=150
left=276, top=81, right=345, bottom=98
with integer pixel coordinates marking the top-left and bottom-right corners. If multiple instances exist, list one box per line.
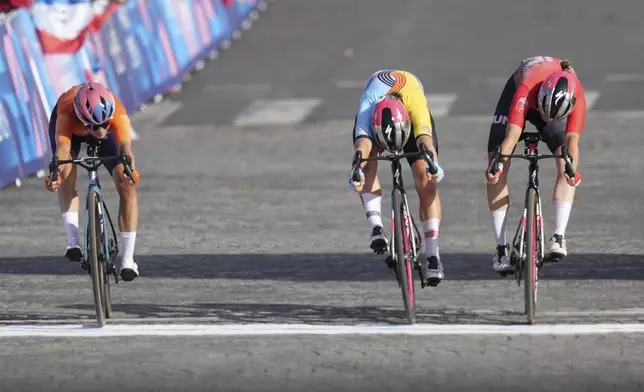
left=590, top=109, right=644, bottom=119
left=604, top=73, right=644, bottom=83
left=584, top=90, right=600, bottom=110
left=2, top=323, right=644, bottom=337
left=4, top=308, right=644, bottom=326
left=426, top=94, right=458, bottom=117
left=233, top=98, right=321, bottom=127
left=334, top=80, right=366, bottom=89
left=130, top=100, right=183, bottom=131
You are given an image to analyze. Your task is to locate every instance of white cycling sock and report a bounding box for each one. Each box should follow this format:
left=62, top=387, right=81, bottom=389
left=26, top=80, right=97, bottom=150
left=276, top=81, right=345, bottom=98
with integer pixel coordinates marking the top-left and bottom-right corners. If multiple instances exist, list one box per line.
left=491, top=208, right=508, bottom=246
left=422, top=219, right=440, bottom=258
left=361, top=192, right=383, bottom=229
left=120, top=232, right=137, bottom=265
left=62, top=212, right=79, bottom=248
left=553, top=200, right=572, bottom=236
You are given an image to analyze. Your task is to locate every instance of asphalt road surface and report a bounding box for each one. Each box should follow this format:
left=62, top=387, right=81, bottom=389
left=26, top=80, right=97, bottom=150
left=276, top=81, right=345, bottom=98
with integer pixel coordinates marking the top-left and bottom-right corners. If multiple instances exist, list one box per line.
left=2, top=0, right=644, bottom=391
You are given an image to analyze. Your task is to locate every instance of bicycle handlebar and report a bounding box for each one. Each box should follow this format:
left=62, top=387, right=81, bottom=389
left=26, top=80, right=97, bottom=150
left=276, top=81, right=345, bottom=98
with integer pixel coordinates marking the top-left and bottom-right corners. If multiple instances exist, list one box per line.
left=350, top=144, right=438, bottom=182
left=47, top=153, right=135, bottom=189
left=487, top=144, right=576, bottom=179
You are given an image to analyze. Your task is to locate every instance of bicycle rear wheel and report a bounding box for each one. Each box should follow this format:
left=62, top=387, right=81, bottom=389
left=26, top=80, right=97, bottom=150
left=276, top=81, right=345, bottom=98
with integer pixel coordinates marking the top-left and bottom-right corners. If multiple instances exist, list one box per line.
left=393, top=188, right=416, bottom=324
left=88, top=191, right=106, bottom=327
left=524, top=188, right=538, bottom=325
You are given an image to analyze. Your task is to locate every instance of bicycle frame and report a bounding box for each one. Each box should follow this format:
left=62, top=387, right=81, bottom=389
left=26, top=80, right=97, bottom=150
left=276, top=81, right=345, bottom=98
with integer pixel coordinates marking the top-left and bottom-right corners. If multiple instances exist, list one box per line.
left=81, top=142, right=120, bottom=273
left=510, top=136, right=545, bottom=280
left=388, top=155, right=422, bottom=267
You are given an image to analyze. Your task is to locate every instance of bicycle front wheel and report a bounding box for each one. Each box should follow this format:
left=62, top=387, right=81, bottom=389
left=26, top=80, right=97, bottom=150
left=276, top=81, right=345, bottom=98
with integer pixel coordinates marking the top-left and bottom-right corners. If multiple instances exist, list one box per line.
left=393, top=188, right=416, bottom=324
left=88, top=191, right=106, bottom=327
left=524, top=188, right=538, bottom=325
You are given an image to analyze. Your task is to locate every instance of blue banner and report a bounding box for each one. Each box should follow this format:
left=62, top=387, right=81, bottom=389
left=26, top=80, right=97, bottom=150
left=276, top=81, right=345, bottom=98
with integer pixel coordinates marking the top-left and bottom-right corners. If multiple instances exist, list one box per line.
left=5, top=13, right=50, bottom=177
left=95, top=14, right=139, bottom=112
left=0, top=23, right=23, bottom=189
left=208, top=0, right=233, bottom=45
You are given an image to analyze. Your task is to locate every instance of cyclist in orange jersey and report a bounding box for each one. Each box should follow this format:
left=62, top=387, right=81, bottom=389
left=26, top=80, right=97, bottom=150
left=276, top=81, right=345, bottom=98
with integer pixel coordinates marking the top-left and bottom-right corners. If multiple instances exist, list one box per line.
left=45, top=82, right=140, bottom=281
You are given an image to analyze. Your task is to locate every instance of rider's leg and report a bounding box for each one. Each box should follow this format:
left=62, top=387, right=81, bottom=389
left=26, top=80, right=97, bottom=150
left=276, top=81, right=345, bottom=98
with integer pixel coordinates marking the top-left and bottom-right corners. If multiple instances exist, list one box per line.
left=58, top=150, right=81, bottom=261
left=49, top=105, right=83, bottom=261
left=487, top=76, right=517, bottom=271
left=103, top=133, right=139, bottom=281
left=541, top=121, right=578, bottom=259
left=360, top=143, right=387, bottom=253
left=353, top=124, right=387, bottom=253
left=409, top=128, right=443, bottom=285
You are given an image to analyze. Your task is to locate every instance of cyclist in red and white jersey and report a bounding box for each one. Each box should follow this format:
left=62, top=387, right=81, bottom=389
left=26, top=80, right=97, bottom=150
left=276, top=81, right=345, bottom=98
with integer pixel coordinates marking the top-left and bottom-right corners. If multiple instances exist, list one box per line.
left=485, top=56, right=585, bottom=273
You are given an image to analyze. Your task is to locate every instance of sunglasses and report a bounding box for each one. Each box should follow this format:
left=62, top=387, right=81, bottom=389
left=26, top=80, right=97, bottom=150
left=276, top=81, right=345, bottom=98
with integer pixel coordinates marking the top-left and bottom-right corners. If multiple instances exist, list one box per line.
left=85, top=123, right=111, bottom=132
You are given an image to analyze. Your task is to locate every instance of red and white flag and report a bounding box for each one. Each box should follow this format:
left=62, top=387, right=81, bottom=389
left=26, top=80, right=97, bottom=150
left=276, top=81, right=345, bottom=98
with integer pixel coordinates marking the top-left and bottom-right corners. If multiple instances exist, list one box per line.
left=30, top=0, right=118, bottom=54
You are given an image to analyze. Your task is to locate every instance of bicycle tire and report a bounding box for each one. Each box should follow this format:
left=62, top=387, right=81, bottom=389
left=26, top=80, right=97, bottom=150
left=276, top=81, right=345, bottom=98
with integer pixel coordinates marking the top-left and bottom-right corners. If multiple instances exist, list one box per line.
left=524, top=188, right=538, bottom=325
left=104, top=269, right=112, bottom=318
left=393, top=188, right=416, bottom=324
left=100, top=213, right=112, bottom=319
left=88, top=191, right=106, bottom=327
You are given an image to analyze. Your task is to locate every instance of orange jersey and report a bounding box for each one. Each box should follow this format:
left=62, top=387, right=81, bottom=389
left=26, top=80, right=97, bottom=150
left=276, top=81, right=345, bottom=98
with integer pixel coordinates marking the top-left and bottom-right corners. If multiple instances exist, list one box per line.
left=54, top=84, right=132, bottom=146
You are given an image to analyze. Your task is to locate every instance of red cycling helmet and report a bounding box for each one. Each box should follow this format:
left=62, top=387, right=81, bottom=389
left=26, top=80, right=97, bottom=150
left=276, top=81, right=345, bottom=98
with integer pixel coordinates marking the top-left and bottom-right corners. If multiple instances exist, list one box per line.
left=371, top=94, right=411, bottom=152
left=73, top=82, right=116, bottom=126
left=537, top=71, right=577, bottom=121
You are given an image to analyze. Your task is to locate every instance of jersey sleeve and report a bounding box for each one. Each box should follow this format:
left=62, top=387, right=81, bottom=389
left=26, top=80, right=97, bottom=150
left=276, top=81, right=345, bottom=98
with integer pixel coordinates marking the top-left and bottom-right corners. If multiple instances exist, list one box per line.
left=354, top=92, right=377, bottom=140
left=405, top=91, right=433, bottom=139
left=565, top=84, right=586, bottom=135
left=507, top=84, right=530, bottom=129
left=109, top=98, right=132, bottom=143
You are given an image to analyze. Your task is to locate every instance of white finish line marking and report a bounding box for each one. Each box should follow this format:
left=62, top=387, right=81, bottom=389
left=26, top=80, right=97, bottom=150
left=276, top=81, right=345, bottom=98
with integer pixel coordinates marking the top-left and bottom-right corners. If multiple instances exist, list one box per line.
left=2, top=323, right=644, bottom=338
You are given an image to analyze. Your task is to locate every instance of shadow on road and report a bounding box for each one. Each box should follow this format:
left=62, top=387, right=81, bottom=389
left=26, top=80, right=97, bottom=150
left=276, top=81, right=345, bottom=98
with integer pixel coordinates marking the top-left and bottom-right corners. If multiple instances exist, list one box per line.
left=45, top=302, right=520, bottom=325
left=0, top=252, right=643, bottom=281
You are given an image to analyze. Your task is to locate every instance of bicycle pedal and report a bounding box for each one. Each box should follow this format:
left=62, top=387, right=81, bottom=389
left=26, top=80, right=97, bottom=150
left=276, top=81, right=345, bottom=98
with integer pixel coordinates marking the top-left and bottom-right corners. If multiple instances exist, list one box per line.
left=544, top=254, right=562, bottom=264
left=426, top=277, right=441, bottom=287
left=384, top=255, right=396, bottom=269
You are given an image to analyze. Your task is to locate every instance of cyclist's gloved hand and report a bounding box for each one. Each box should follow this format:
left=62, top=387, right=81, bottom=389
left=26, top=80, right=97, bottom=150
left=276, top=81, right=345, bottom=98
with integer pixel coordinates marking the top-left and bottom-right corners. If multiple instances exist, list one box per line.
left=44, top=170, right=62, bottom=192
left=426, top=162, right=444, bottom=183
left=348, top=167, right=364, bottom=192
left=485, top=162, right=503, bottom=185
left=565, top=170, right=582, bottom=187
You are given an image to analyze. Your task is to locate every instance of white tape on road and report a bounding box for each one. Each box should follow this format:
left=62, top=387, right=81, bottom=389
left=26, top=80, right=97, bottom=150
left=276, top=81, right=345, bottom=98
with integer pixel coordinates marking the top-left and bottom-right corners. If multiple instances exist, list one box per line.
left=604, top=73, right=644, bottom=83
left=233, top=99, right=321, bottom=127
left=3, top=323, right=644, bottom=338
left=584, top=90, right=600, bottom=110
left=334, top=80, right=366, bottom=89
left=425, top=94, right=458, bottom=117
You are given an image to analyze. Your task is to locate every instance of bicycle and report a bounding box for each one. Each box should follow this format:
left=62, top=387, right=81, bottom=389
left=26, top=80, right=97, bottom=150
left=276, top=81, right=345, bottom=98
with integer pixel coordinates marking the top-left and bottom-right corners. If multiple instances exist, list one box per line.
left=47, top=139, right=136, bottom=327
left=487, top=132, right=576, bottom=325
left=350, top=144, right=439, bottom=324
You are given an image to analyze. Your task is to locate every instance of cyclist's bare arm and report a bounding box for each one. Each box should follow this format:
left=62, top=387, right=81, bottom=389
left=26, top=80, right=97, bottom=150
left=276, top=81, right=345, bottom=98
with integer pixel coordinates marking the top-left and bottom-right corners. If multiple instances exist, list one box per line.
left=565, top=132, right=580, bottom=171
left=118, top=139, right=136, bottom=170
left=499, top=124, right=523, bottom=164
left=353, top=137, right=373, bottom=169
